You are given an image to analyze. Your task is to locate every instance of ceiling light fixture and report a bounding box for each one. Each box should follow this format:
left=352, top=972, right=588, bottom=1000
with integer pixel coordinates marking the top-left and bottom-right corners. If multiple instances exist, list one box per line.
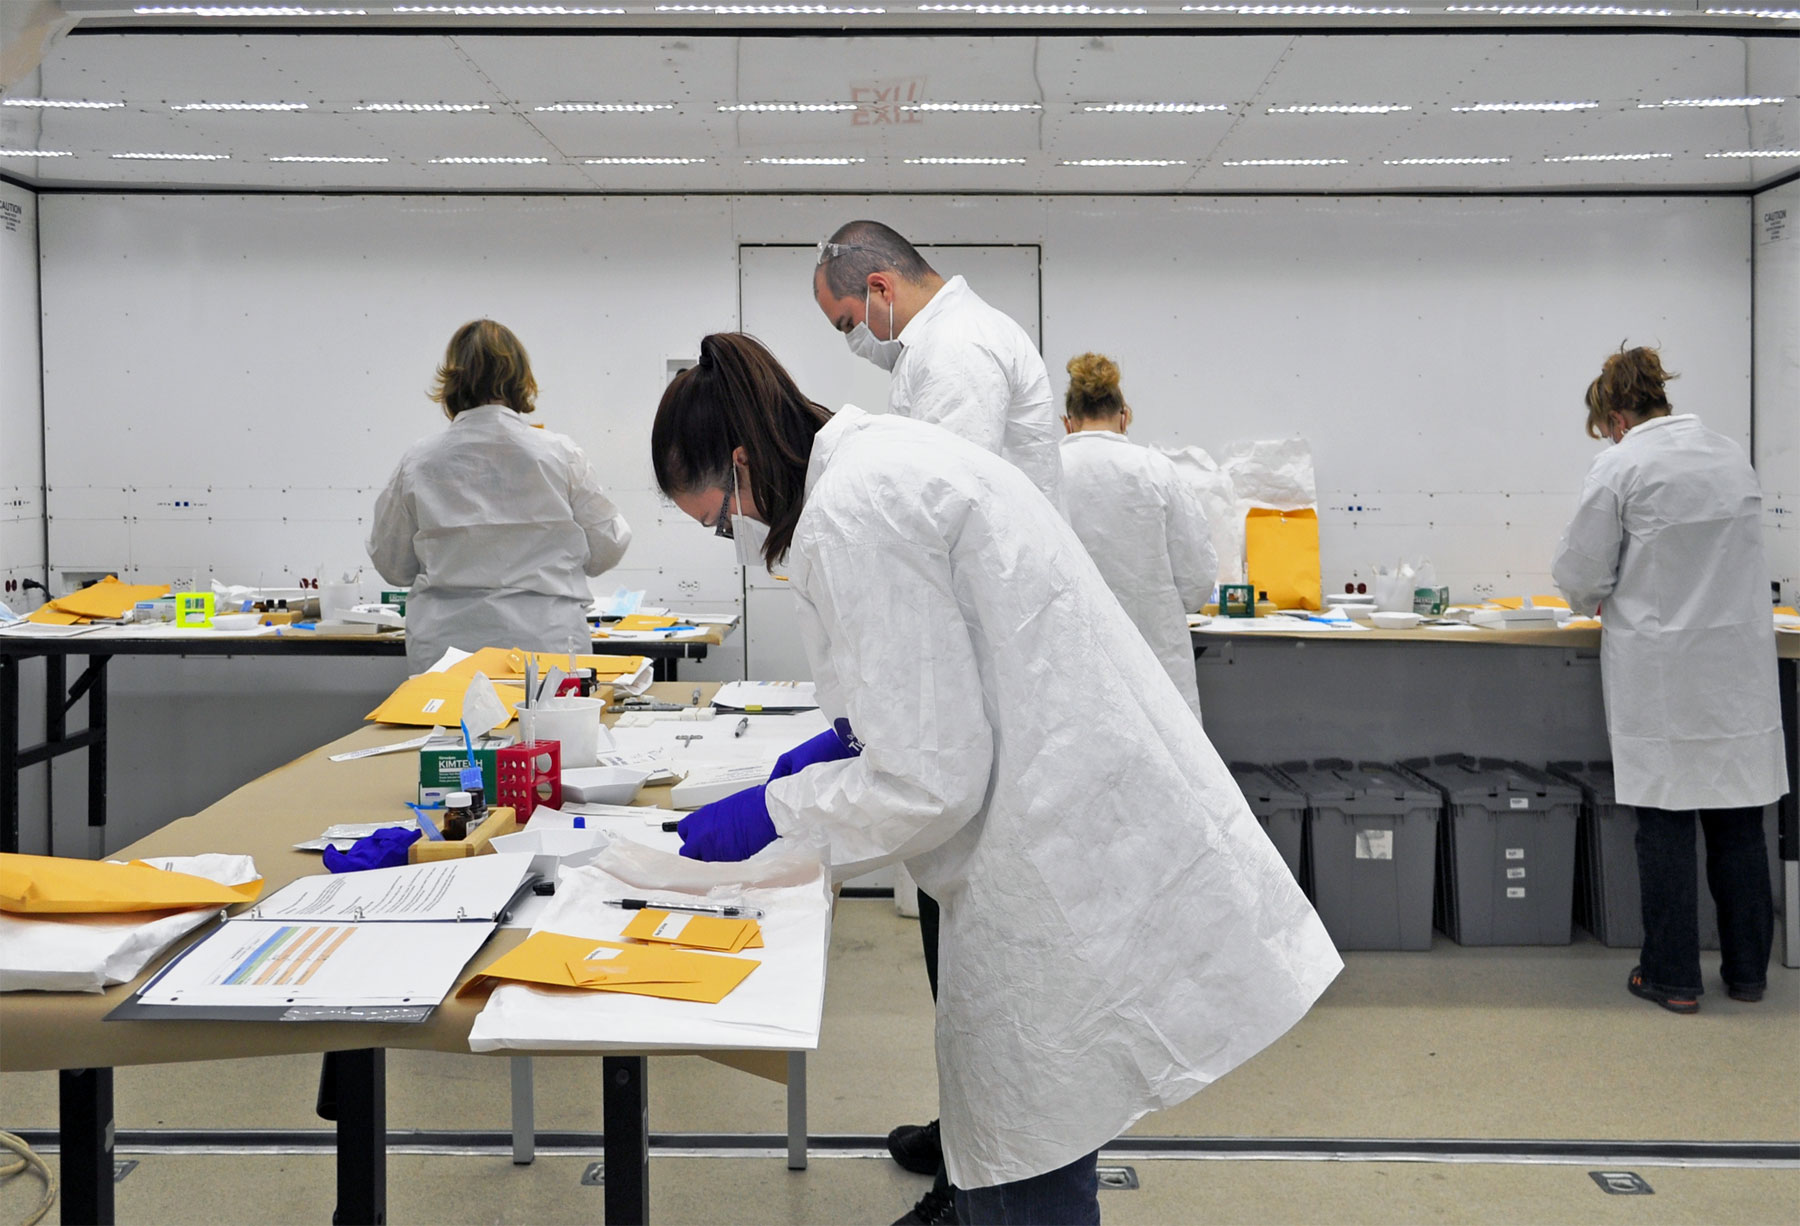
left=134, top=5, right=369, bottom=13
left=392, top=5, right=625, bottom=12
left=0, top=149, right=74, bottom=157
left=535, top=102, right=675, bottom=112
left=903, top=155, right=1028, bottom=164
left=1059, top=157, right=1187, bottom=166
left=1221, top=157, right=1350, bottom=165
left=585, top=156, right=710, bottom=163
left=355, top=102, right=491, bottom=112
left=1451, top=100, right=1598, bottom=111
left=753, top=156, right=867, bottom=164
left=1542, top=151, right=1673, bottom=161
left=110, top=152, right=232, bottom=160
left=1639, top=96, right=1785, bottom=108
left=170, top=101, right=309, bottom=111
left=1705, top=148, right=1800, bottom=157
left=900, top=102, right=1043, bottom=112
left=1183, top=4, right=1411, bottom=12
left=1, top=99, right=124, bottom=109
left=429, top=155, right=550, bottom=163
left=916, top=4, right=1150, bottom=14
left=1444, top=5, right=1676, bottom=14
left=719, top=102, right=858, bottom=112
left=1703, top=7, right=1800, bottom=17
left=1082, top=102, right=1231, bottom=113
left=1267, top=103, right=1411, bottom=114
left=655, top=4, right=887, bottom=11
left=269, top=154, right=390, bottom=162
left=1383, top=155, right=1511, bottom=164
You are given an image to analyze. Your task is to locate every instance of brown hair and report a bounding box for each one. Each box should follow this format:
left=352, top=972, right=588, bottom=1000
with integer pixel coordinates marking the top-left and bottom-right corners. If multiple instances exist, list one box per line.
left=1065, top=352, right=1126, bottom=421
left=430, top=319, right=538, bottom=418
left=1584, top=343, right=1676, bottom=439
left=651, top=333, right=833, bottom=569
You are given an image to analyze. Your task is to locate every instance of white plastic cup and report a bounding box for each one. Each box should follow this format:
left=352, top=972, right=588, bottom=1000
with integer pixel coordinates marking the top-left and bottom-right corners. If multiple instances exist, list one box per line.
left=516, top=696, right=605, bottom=768
left=319, top=583, right=358, bottom=622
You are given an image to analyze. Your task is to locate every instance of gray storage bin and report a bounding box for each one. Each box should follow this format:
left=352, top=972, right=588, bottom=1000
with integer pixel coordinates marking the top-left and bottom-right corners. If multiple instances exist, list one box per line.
left=1278, top=759, right=1440, bottom=951
left=1548, top=761, right=1781, bottom=951
left=1404, top=755, right=1580, bottom=946
left=1228, top=762, right=1306, bottom=888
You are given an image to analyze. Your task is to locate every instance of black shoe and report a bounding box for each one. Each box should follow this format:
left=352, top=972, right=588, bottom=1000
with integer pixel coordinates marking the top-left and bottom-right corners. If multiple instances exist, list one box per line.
left=1726, top=981, right=1765, bottom=1003
left=886, top=1118, right=943, bottom=1176
left=892, top=1185, right=957, bottom=1226
left=1628, top=966, right=1698, bottom=1014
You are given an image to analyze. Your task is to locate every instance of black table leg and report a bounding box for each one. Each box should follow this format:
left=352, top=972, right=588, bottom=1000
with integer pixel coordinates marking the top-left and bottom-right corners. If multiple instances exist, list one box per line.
left=58, top=1066, right=114, bottom=1225
left=328, top=1049, right=386, bottom=1226
left=2, top=655, right=18, bottom=855
left=602, top=1056, right=649, bottom=1226
left=86, top=657, right=108, bottom=847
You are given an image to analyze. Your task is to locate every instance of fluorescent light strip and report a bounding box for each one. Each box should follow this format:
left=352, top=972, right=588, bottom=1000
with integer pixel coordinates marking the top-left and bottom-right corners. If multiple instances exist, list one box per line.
left=754, top=156, right=866, bottom=164
left=719, top=102, right=857, bottom=112
left=1383, top=156, right=1511, bottom=164
left=903, top=156, right=1028, bottom=164
left=1639, top=96, right=1785, bottom=108
left=171, top=101, right=309, bottom=111
left=1705, top=149, right=1800, bottom=157
left=1704, top=7, right=1800, bottom=17
left=1183, top=5, right=1411, bottom=12
left=1543, top=152, right=1673, bottom=161
left=269, top=154, right=390, bottom=162
left=585, top=156, right=710, bottom=163
left=355, top=102, right=490, bottom=112
left=535, top=103, right=675, bottom=112
left=1267, top=103, right=1411, bottom=114
left=1222, top=157, right=1349, bottom=165
left=429, top=156, right=549, bottom=163
left=392, top=5, right=625, bottom=12
left=1451, top=100, right=1597, bottom=112
left=900, top=102, right=1042, bottom=112
left=1444, top=5, right=1676, bottom=14
left=1083, top=102, right=1230, bottom=113
left=134, top=6, right=368, bottom=13
left=916, top=5, right=1151, bottom=13
left=1059, top=158, right=1187, bottom=166
left=1, top=99, right=124, bottom=110
left=111, top=152, right=232, bottom=160
left=0, top=150, right=74, bottom=157
left=655, top=4, right=887, bottom=11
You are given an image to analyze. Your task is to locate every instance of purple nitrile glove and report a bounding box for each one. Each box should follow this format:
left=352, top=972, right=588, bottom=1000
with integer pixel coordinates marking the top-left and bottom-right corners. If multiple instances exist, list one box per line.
left=323, top=826, right=422, bottom=873
left=769, top=719, right=862, bottom=781
left=678, top=784, right=778, bottom=862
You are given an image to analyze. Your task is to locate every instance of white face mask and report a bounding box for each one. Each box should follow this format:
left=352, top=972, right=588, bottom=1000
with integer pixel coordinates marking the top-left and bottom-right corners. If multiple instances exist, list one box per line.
left=845, top=285, right=903, bottom=372
left=714, top=465, right=772, bottom=569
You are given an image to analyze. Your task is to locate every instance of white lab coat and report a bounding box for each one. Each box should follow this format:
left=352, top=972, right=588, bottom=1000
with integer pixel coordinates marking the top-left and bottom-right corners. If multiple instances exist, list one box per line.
left=767, top=407, right=1341, bottom=1190
left=1060, top=430, right=1217, bottom=718
left=1551, top=413, right=1786, bottom=810
left=890, top=275, right=1064, bottom=509
left=367, top=405, right=632, bottom=673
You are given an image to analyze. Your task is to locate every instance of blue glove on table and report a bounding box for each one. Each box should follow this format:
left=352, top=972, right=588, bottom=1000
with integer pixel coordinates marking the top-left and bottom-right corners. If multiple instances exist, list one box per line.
left=323, top=826, right=421, bottom=873
left=770, top=719, right=863, bottom=781
left=678, top=785, right=778, bottom=862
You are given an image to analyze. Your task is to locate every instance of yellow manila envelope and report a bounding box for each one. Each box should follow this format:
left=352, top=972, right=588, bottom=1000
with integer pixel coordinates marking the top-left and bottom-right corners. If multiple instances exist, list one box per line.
left=0, top=853, right=263, bottom=914
left=460, top=931, right=758, bottom=1004
left=446, top=648, right=648, bottom=681
left=621, top=908, right=762, bottom=953
left=614, top=615, right=678, bottom=631
left=366, top=672, right=524, bottom=730
left=1244, top=508, right=1322, bottom=611
left=25, top=607, right=85, bottom=625
left=46, top=577, right=172, bottom=621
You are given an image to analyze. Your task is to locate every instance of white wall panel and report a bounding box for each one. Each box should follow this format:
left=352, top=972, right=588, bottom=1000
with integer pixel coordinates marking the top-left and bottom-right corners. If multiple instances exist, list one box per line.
left=1, top=180, right=44, bottom=598
left=1754, top=180, right=1799, bottom=607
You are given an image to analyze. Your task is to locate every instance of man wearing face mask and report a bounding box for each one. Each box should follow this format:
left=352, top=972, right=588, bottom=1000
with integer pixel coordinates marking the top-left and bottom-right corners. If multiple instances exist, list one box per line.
left=813, top=220, right=1064, bottom=513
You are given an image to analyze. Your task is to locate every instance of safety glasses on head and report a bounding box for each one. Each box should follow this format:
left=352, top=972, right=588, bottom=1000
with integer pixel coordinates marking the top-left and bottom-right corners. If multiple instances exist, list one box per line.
left=815, top=239, right=871, bottom=267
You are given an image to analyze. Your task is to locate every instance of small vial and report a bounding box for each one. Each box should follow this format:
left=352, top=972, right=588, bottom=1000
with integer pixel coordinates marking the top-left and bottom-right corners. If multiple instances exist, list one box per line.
left=576, top=668, right=596, bottom=697
left=459, top=764, right=487, bottom=826
left=443, top=791, right=472, bottom=841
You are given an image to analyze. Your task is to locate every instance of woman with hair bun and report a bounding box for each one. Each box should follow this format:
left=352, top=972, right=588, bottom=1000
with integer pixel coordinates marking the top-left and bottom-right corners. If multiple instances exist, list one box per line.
left=1552, top=343, right=1785, bottom=1014
left=1059, top=352, right=1216, bottom=719
left=367, top=318, right=632, bottom=672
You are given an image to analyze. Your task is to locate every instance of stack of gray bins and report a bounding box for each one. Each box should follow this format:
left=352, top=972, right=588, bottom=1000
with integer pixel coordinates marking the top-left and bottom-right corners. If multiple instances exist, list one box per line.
left=1228, top=762, right=1306, bottom=888
left=1404, top=755, right=1581, bottom=946
left=1548, top=760, right=1781, bottom=950
left=1277, top=759, right=1440, bottom=951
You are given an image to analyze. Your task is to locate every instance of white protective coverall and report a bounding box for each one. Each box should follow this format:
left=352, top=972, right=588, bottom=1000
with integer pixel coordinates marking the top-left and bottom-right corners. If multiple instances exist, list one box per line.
left=767, top=407, right=1342, bottom=1190
left=1551, top=413, right=1786, bottom=810
left=889, top=275, right=1064, bottom=509
left=1060, top=430, right=1217, bottom=718
left=367, top=405, right=632, bottom=672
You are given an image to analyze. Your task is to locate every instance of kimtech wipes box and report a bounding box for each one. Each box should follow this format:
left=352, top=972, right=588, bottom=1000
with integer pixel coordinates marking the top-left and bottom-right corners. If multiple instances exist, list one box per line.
left=419, top=733, right=513, bottom=805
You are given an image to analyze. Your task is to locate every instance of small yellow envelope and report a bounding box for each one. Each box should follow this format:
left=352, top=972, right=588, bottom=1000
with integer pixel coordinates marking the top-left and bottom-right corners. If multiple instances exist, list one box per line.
left=444, top=648, right=647, bottom=682
left=0, top=853, right=263, bottom=914
left=613, top=615, right=678, bottom=631
left=366, top=672, right=524, bottom=730
left=460, top=931, right=758, bottom=1003
left=25, top=607, right=85, bottom=625
left=621, top=908, right=762, bottom=953
left=47, top=577, right=172, bottom=621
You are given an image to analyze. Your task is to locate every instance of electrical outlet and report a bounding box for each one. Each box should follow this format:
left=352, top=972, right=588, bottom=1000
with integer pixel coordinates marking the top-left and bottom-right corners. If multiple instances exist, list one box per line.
left=1471, top=581, right=1496, bottom=598
left=676, top=578, right=701, bottom=596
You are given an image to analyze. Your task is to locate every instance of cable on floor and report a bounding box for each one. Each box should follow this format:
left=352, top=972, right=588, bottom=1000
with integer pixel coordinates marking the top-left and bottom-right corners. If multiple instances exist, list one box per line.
left=0, top=1130, right=57, bottom=1226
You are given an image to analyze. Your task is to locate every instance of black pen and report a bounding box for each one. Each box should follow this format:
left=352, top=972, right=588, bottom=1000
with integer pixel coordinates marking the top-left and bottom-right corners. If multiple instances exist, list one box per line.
left=604, top=897, right=764, bottom=919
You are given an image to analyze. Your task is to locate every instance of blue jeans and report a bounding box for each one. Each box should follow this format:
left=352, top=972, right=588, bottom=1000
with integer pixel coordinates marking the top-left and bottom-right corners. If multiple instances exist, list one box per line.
left=954, top=1151, right=1101, bottom=1226
left=1636, top=805, right=1773, bottom=996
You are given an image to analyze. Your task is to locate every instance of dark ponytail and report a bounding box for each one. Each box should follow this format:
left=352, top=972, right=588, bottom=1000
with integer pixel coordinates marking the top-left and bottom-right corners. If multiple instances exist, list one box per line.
left=651, top=333, right=832, bottom=568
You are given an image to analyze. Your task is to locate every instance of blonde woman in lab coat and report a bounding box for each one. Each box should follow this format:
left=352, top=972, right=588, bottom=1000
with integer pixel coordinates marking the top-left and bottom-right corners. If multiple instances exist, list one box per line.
left=1059, top=353, right=1216, bottom=720
left=653, top=332, right=1340, bottom=1226
left=368, top=319, right=632, bottom=673
left=1551, top=344, right=1785, bottom=1014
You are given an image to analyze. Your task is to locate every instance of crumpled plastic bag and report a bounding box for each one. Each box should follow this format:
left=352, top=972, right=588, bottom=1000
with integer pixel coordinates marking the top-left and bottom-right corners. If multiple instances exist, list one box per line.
left=1372, top=559, right=1438, bottom=612
left=1220, top=437, right=1316, bottom=512
left=1157, top=445, right=1244, bottom=584
left=461, top=670, right=511, bottom=736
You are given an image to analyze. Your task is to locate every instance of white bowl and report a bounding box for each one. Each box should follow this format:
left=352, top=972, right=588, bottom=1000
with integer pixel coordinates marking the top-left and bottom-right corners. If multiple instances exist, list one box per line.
left=560, top=765, right=651, bottom=805
left=1369, top=611, right=1424, bottom=629
left=210, top=612, right=263, bottom=631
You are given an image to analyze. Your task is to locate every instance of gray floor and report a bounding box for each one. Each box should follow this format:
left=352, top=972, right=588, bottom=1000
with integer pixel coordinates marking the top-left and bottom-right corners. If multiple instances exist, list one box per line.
left=2, top=899, right=1797, bottom=1224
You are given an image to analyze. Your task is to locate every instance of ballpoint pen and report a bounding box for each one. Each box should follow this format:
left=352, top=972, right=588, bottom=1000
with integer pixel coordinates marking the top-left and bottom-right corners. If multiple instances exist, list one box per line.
left=604, top=897, right=764, bottom=919
left=734, top=716, right=749, bottom=738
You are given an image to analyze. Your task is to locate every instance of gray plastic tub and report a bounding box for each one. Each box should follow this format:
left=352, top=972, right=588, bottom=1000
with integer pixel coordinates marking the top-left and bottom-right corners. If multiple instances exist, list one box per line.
left=1278, top=759, right=1440, bottom=951
left=1404, top=755, right=1580, bottom=946
left=1228, top=762, right=1306, bottom=888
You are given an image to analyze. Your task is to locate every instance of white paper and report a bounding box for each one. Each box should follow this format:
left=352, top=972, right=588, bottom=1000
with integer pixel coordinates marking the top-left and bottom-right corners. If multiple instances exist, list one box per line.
left=710, top=680, right=818, bottom=711
left=250, top=857, right=533, bottom=924
left=1193, top=618, right=1369, bottom=634
left=328, top=730, right=441, bottom=763
left=0, top=622, right=100, bottom=638
left=293, top=819, right=424, bottom=852
left=607, top=710, right=831, bottom=772
left=426, top=646, right=475, bottom=674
